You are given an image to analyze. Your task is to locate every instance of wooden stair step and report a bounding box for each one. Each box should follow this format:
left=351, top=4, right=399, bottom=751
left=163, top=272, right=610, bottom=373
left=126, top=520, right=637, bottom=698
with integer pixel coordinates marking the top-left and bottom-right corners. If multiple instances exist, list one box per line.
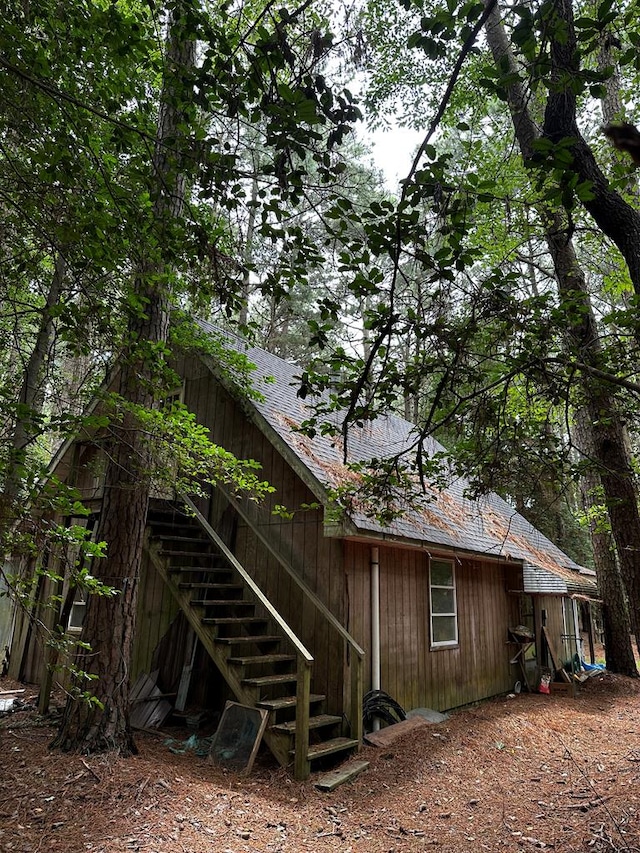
left=147, top=519, right=193, bottom=530
left=271, top=714, right=342, bottom=734
left=155, top=535, right=208, bottom=543
left=159, top=549, right=214, bottom=557
left=191, top=599, right=254, bottom=607
left=202, top=616, right=268, bottom=626
left=148, top=501, right=189, bottom=514
left=215, top=635, right=282, bottom=647
left=242, top=673, right=298, bottom=687
left=149, top=524, right=197, bottom=535
left=228, top=654, right=295, bottom=666
left=185, top=585, right=244, bottom=594
left=169, top=566, right=230, bottom=575
left=258, top=694, right=324, bottom=711
left=304, top=737, right=359, bottom=762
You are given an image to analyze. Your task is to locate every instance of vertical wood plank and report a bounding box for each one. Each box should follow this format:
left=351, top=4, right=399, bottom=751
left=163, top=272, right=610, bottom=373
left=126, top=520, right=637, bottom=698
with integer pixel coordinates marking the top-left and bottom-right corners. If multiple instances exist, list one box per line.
left=294, top=656, right=311, bottom=780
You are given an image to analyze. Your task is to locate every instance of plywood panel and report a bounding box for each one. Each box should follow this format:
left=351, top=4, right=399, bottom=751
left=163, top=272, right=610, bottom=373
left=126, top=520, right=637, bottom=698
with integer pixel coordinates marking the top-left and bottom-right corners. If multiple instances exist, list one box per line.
left=344, top=540, right=371, bottom=662
left=403, top=549, right=415, bottom=710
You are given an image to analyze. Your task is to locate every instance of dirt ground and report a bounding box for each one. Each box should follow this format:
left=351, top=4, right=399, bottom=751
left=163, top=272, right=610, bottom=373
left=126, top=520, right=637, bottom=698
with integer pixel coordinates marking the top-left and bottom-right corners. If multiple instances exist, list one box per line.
left=1, top=673, right=639, bottom=853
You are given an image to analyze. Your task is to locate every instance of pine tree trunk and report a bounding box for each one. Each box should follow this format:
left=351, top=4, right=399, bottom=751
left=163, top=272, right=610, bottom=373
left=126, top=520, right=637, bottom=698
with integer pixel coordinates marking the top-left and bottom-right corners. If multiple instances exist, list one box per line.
left=52, top=4, right=197, bottom=753
left=545, top=217, right=640, bottom=665
left=51, top=305, right=167, bottom=753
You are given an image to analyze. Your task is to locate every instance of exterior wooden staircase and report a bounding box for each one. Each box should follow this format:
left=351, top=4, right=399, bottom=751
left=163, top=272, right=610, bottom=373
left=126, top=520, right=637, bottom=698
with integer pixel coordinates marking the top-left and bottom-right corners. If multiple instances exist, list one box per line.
left=145, top=495, right=363, bottom=780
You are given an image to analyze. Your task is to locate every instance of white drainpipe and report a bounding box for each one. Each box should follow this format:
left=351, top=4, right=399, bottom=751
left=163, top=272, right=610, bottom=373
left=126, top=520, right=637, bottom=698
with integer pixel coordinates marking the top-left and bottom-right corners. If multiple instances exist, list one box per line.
left=371, top=546, right=381, bottom=731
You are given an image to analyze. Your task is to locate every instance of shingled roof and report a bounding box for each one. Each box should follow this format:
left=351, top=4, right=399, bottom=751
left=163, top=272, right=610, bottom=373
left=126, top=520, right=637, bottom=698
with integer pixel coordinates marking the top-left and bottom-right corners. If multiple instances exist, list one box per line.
left=199, top=321, right=597, bottom=598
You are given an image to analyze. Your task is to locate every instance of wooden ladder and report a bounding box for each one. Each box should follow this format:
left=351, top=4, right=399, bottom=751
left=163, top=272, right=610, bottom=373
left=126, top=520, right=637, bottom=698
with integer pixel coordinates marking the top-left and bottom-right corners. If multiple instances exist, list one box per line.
left=145, top=498, right=358, bottom=780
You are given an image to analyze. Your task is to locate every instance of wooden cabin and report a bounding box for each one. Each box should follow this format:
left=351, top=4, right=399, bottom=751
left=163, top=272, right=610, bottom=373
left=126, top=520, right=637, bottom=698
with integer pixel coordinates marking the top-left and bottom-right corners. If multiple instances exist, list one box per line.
left=8, top=321, right=599, bottom=778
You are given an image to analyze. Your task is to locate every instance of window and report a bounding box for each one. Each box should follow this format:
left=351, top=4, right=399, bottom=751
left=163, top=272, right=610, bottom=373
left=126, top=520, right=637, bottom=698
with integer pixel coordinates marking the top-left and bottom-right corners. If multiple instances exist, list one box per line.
left=150, top=385, right=185, bottom=499
left=429, top=559, right=458, bottom=647
left=160, top=386, right=184, bottom=411
left=67, top=596, right=87, bottom=633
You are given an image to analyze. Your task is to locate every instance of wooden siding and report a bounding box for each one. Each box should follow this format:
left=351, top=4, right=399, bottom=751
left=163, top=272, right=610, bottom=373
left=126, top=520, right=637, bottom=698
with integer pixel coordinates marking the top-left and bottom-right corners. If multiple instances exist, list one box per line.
left=181, top=363, right=346, bottom=714
left=534, top=595, right=569, bottom=670
left=10, top=570, right=55, bottom=685
left=345, top=540, right=517, bottom=713
left=13, top=545, right=177, bottom=690
left=130, top=550, right=179, bottom=683
left=72, top=442, right=106, bottom=502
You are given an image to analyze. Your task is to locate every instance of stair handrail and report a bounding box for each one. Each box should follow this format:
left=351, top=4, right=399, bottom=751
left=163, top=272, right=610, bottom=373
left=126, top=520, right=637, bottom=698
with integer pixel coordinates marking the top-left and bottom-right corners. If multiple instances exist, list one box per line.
left=180, top=493, right=312, bottom=779
left=145, top=536, right=313, bottom=781
left=180, top=493, right=313, bottom=666
left=212, top=484, right=364, bottom=746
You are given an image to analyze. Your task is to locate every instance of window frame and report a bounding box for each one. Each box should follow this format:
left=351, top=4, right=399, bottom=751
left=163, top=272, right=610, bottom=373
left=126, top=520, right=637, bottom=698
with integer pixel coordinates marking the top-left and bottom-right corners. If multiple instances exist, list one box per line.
left=67, top=595, right=87, bottom=634
left=150, top=383, right=185, bottom=500
left=429, top=558, right=458, bottom=649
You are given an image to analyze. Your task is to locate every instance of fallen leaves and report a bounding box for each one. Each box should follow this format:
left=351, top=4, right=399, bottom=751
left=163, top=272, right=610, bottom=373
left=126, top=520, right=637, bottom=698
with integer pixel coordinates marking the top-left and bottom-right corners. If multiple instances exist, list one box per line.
left=0, top=675, right=639, bottom=852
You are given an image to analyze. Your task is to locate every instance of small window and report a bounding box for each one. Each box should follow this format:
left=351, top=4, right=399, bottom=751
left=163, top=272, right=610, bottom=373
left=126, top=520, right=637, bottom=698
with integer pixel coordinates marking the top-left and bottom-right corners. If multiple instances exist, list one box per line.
left=160, top=386, right=184, bottom=411
left=67, top=596, right=87, bottom=633
left=150, top=385, right=185, bottom=500
left=430, top=559, right=458, bottom=647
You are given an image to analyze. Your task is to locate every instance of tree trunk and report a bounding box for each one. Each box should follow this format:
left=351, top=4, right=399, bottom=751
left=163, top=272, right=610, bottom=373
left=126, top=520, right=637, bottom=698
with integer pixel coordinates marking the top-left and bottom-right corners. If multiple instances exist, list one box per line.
left=52, top=4, right=197, bottom=753
left=597, top=28, right=622, bottom=127
left=572, top=410, right=637, bottom=674
left=542, top=0, right=640, bottom=299
left=484, top=0, right=639, bottom=673
left=0, top=254, right=65, bottom=538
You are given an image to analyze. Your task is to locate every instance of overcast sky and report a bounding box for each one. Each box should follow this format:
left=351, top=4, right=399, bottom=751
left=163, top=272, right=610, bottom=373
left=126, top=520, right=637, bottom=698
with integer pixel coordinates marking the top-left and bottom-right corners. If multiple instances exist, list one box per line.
left=361, top=124, right=425, bottom=190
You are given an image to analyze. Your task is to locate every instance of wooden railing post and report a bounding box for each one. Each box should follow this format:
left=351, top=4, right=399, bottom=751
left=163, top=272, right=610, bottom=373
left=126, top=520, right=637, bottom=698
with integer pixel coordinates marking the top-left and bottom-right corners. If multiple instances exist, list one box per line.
left=350, top=651, right=364, bottom=747
left=294, top=655, right=312, bottom=781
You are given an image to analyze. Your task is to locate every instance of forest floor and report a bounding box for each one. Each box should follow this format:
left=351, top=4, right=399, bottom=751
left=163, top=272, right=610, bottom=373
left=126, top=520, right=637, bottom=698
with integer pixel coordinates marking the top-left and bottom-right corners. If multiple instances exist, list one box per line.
left=1, top=672, right=639, bottom=853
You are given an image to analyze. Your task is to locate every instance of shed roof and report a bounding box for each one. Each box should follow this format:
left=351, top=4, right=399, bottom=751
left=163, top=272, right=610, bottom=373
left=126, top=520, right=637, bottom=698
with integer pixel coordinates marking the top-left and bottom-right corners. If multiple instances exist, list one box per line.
left=199, top=321, right=597, bottom=598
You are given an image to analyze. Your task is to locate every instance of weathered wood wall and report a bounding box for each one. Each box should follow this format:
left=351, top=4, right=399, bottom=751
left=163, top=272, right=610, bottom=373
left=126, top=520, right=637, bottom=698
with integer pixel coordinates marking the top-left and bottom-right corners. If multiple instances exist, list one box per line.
left=12, top=542, right=178, bottom=689
left=10, top=436, right=108, bottom=684
left=181, top=362, right=346, bottom=715
left=533, top=594, right=569, bottom=671
left=344, top=540, right=522, bottom=712
left=9, top=570, right=55, bottom=684
left=130, top=549, right=179, bottom=683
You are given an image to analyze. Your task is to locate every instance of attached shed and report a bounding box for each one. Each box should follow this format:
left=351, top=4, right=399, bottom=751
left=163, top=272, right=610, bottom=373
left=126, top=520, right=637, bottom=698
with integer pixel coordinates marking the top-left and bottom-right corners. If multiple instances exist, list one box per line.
left=8, top=321, right=599, bottom=777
